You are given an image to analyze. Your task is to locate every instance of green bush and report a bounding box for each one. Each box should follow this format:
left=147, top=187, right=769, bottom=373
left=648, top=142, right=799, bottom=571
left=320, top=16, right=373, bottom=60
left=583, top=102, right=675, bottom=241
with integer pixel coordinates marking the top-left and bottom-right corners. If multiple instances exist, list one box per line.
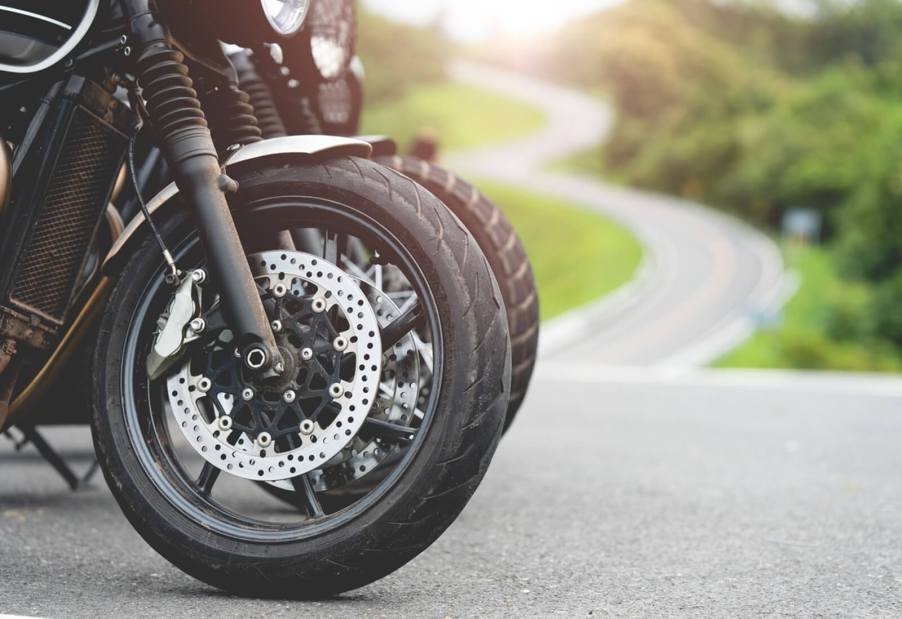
left=871, top=273, right=902, bottom=349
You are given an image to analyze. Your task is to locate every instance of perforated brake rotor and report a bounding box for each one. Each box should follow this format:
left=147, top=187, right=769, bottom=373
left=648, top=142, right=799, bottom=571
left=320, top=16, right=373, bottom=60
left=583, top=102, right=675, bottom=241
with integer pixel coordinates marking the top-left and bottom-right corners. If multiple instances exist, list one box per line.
left=165, top=251, right=382, bottom=481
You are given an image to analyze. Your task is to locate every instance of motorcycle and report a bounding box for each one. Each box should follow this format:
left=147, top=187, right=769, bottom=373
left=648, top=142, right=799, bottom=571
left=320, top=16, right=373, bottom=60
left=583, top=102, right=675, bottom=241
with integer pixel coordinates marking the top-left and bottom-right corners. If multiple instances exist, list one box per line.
left=0, top=0, right=517, bottom=597
left=110, top=0, right=541, bottom=512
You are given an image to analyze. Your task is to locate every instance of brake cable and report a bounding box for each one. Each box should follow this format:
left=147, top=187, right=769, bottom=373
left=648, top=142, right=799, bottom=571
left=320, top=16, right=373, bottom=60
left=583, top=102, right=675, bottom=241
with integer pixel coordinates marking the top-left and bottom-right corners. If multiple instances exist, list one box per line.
left=127, top=132, right=179, bottom=281
left=126, top=81, right=179, bottom=281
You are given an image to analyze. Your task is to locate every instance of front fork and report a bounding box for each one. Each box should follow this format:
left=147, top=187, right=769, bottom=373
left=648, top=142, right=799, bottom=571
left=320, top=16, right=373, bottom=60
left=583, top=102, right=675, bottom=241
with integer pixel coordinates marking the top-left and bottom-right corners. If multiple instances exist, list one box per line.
left=123, top=0, right=282, bottom=372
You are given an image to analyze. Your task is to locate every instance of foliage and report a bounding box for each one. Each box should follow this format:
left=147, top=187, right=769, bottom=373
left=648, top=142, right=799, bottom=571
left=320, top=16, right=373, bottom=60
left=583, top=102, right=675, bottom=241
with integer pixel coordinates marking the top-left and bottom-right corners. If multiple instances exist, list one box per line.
left=545, top=0, right=902, bottom=368
left=717, top=245, right=902, bottom=372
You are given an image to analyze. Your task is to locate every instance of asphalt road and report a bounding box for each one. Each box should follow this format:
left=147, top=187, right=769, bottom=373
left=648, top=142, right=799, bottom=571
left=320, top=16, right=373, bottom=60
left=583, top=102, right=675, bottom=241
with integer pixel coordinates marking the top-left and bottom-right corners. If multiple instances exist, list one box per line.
left=3, top=369, right=902, bottom=616
left=447, top=61, right=787, bottom=366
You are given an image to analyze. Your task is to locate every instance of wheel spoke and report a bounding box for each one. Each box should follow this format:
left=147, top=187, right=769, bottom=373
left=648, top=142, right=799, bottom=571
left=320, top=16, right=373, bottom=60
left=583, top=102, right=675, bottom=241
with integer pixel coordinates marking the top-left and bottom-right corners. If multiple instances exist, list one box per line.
left=196, top=462, right=221, bottom=496
left=381, top=302, right=424, bottom=350
left=291, top=475, right=324, bottom=518
left=322, top=230, right=347, bottom=264
left=343, top=259, right=375, bottom=286
left=364, top=417, right=417, bottom=444
left=412, top=332, right=434, bottom=374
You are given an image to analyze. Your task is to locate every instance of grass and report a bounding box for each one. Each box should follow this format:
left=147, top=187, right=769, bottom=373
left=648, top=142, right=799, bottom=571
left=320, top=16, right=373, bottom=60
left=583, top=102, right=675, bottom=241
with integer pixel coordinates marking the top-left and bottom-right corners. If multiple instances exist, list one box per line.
left=552, top=144, right=609, bottom=177
left=717, top=244, right=902, bottom=372
left=477, top=180, right=643, bottom=321
left=362, top=81, right=546, bottom=153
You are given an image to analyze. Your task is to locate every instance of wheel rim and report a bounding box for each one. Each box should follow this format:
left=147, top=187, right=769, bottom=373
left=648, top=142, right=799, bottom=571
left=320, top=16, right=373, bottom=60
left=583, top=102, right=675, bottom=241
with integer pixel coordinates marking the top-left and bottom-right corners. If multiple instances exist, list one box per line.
left=120, top=197, right=443, bottom=542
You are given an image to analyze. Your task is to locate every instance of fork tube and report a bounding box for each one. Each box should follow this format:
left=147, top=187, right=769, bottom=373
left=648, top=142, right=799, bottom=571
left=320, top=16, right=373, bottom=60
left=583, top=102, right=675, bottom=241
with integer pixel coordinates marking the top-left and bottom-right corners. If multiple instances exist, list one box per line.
left=122, top=0, right=281, bottom=371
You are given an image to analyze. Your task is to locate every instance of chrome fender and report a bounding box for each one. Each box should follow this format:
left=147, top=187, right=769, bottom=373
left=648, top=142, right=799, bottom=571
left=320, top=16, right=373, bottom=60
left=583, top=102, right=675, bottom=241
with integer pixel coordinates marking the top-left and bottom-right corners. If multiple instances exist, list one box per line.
left=102, top=135, right=373, bottom=274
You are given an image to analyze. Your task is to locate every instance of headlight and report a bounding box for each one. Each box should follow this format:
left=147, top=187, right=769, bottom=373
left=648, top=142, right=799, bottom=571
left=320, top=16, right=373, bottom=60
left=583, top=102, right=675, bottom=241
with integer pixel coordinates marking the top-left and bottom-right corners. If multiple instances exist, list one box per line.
left=283, top=0, right=355, bottom=82
left=308, top=0, right=355, bottom=80
left=260, top=0, right=310, bottom=36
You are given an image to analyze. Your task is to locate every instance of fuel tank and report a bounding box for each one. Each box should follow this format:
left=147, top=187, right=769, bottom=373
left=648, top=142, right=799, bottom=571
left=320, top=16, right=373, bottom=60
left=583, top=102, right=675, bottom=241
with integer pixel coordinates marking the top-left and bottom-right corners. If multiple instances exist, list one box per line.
left=0, top=1, right=98, bottom=74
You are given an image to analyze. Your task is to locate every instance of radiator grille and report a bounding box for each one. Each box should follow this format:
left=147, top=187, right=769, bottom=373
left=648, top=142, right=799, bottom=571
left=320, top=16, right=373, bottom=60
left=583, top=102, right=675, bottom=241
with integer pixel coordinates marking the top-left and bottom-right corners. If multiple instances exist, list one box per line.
left=9, top=107, right=124, bottom=324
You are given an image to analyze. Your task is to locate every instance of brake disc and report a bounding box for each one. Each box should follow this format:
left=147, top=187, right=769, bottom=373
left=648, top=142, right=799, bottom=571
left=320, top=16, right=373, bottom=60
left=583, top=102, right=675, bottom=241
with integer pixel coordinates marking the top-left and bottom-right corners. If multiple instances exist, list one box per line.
left=165, top=250, right=382, bottom=481
left=325, top=278, right=426, bottom=484
left=269, top=261, right=432, bottom=493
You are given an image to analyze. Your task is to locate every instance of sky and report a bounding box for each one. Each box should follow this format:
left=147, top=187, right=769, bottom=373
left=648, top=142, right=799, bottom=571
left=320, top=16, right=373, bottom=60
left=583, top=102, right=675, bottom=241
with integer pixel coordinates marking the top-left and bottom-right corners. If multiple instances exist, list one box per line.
left=361, top=0, right=620, bottom=41
left=361, top=0, right=821, bottom=41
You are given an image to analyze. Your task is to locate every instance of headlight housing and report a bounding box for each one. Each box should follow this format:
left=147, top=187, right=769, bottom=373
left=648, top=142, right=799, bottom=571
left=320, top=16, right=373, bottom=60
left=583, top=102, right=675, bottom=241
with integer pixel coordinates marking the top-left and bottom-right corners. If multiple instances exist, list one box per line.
left=261, top=0, right=310, bottom=37
left=315, top=57, right=363, bottom=135
left=284, top=0, right=355, bottom=82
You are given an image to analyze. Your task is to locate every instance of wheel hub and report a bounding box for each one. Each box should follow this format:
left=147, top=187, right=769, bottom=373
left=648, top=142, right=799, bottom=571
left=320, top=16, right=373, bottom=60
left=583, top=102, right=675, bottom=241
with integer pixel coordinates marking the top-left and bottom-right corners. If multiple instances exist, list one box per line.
left=166, top=250, right=383, bottom=481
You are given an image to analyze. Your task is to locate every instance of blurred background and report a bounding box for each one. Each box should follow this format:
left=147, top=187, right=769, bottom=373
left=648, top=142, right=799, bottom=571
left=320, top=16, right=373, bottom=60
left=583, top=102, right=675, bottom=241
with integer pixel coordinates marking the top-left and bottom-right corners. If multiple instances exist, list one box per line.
left=357, top=0, right=902, bottom=373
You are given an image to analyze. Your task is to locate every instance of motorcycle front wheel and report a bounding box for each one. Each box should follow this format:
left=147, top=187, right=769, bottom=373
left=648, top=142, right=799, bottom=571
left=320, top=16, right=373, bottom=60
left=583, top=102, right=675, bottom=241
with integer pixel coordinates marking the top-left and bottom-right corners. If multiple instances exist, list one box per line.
left=92, top=157, right=510, bottom=597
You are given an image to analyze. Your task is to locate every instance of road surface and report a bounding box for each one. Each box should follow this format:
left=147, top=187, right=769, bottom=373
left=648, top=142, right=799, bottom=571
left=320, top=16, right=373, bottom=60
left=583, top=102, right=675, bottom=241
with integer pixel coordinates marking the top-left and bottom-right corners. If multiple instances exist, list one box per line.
left=446, top=61, right=788, bottom=366
left=3, top=370, right=902, bottom=616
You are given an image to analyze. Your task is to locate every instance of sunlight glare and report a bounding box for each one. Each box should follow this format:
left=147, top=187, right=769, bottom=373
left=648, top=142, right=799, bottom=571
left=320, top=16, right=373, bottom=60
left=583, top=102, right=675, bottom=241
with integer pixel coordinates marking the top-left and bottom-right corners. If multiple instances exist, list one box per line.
left=363, top=0, right=616, bottom=41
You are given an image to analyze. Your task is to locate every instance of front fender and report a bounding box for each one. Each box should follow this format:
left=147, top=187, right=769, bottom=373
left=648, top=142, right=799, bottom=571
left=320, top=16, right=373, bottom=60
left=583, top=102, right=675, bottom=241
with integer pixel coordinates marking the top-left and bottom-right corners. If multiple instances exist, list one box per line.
left=102, top=135, right=373, bottom=274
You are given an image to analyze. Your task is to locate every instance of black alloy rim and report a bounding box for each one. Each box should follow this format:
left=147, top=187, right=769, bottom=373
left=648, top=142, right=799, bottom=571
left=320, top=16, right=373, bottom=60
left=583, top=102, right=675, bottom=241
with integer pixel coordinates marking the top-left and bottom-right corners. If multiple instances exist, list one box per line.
left=121, top=196, right=443, bottom=543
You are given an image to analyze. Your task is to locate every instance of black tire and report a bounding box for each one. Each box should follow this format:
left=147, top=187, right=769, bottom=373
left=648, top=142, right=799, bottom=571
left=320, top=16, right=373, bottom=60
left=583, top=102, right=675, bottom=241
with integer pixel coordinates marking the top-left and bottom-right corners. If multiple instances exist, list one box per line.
left=377, top=155, right=538, bottom=432
left=92, top=157, right=510, bottom=597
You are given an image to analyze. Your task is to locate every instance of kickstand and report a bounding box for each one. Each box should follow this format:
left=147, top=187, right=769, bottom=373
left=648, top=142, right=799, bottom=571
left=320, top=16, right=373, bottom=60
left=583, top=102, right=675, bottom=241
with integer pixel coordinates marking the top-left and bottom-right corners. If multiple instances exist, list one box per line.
left=6, top=425, right=100, bottom=491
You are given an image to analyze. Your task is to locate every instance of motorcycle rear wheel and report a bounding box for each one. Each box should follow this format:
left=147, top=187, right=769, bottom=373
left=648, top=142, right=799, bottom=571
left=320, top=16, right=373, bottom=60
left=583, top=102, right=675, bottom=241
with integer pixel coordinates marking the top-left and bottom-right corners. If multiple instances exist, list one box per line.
left=377, top=155, right=538, bottom=432
left=92, top=157, right=510, bottom=597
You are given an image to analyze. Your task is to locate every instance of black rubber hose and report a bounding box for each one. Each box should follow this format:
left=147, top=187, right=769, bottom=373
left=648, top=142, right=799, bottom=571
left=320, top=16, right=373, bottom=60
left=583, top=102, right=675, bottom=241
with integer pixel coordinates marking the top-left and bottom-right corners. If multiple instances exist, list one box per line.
left=202, top=82, right=264, bottom=154
left=232, top=51, right=287, bottom=139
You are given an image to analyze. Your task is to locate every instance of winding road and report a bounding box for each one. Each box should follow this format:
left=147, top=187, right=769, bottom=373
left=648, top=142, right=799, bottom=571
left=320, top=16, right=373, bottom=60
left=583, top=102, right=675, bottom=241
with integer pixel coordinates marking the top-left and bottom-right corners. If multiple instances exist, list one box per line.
left=447, top=61, right=788, bottom=366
